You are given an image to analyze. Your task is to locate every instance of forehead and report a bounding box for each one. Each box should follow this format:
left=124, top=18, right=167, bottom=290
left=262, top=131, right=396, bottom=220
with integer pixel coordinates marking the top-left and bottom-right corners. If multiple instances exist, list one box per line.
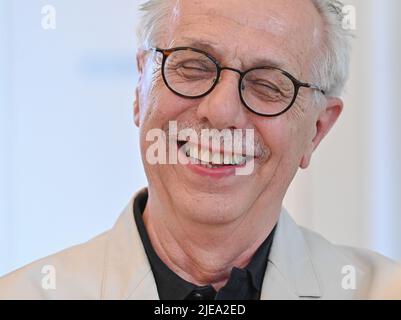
left=163, top=0, right=323, bottom=76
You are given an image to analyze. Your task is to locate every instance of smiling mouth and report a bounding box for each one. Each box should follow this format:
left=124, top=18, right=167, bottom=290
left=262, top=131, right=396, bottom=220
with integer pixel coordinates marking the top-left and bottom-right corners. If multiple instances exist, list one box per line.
left=177, top=140, right=254, bottom=169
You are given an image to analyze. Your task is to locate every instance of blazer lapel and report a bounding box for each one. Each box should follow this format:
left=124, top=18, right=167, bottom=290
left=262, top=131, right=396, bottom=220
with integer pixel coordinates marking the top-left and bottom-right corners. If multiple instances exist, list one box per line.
left=101, top=190, right=159, bottom=300
left=101, top=194, right=326, bottom=300
left=261, top=209, right=322, bottom=300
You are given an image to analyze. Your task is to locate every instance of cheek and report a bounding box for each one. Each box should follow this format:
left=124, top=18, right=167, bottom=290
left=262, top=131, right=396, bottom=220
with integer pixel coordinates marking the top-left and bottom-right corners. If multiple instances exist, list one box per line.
left=139, top=81, right=197, bottom=160
left=142, top=79, right=194, bottom=129
left=257, top=118, right=294, bottom=159
left=256, top=116, right=311, bottom=168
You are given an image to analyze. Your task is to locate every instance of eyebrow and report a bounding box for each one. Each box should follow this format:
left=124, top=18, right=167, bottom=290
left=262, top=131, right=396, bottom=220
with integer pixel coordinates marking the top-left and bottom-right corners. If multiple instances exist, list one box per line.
left=176, top=37, right=289, bottom=71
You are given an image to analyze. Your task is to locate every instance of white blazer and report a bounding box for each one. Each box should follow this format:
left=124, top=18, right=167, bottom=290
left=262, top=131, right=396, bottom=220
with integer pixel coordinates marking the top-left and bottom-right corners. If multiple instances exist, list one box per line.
left=1, top=189, right=400, bottom=300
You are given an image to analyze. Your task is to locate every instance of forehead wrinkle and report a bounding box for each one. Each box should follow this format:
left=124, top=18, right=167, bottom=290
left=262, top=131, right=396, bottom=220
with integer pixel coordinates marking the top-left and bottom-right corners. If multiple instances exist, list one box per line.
left=172, top=12, right=289, bottom=45
left=180, top=2, right=290, bottom=38
left=164, top=2, right=321, bottom=80
left=169, top=35, right=299, bottom=77
left=168, top=16, right=301, bottom=73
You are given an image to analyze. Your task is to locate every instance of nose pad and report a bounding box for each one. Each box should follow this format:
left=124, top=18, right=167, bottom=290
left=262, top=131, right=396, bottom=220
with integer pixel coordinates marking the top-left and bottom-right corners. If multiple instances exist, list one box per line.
left=217, top=68, right=245, bottom=99
left=214, top=68, right=243, bottom=93
left=214, top=73, right=241, bottom=102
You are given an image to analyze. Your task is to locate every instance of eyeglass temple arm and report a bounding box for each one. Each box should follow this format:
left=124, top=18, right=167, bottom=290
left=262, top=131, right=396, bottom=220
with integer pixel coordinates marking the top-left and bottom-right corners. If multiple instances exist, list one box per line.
left=304, top=83, right=326, bottom=95
left=149, top=47, right=165, bottom=54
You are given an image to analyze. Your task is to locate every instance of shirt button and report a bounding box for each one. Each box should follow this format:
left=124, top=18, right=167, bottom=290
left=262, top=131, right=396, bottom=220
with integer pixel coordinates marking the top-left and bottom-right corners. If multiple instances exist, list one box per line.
left=193, top=292, right=203, bottom=300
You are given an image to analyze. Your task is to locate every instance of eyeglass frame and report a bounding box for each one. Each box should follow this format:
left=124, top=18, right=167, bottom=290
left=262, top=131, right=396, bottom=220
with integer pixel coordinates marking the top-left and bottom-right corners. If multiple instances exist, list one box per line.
left=151, top=46, right=325, bottom=117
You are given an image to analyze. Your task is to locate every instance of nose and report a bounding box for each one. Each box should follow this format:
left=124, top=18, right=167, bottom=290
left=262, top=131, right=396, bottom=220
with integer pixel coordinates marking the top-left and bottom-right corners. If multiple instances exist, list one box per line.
left=196, top=69, right=248, bottom=130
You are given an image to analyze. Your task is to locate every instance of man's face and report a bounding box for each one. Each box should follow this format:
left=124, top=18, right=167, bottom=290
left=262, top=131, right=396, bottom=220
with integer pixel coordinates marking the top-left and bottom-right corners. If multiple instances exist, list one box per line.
left=135, top=0, right=341, bottom=225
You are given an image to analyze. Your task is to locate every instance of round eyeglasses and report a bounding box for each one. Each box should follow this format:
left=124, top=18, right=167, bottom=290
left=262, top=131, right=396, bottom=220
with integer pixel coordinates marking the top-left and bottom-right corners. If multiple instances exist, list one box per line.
left=152, top=47, right=325, bottom=117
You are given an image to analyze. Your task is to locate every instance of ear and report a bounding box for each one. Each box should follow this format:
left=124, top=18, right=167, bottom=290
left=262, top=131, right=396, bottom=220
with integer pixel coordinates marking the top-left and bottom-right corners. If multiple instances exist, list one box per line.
left=133, top=49, right=147, bottom=127
left=134, top=87, right=140, bottom=127
left=300, top=97, right=343, bottom=169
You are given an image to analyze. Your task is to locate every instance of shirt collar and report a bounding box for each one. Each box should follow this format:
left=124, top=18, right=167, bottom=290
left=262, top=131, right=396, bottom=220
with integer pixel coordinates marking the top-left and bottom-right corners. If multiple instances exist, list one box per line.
left=133, top=188, right=275, bottom=300
left=133, top=189, right=197, bottom=299
left=244, top=224, right=276, bottom=290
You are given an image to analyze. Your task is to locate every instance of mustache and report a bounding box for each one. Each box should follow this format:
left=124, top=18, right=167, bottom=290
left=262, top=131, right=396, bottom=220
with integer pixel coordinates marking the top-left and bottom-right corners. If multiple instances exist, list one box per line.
left=162, top=120, right=270, bottom=160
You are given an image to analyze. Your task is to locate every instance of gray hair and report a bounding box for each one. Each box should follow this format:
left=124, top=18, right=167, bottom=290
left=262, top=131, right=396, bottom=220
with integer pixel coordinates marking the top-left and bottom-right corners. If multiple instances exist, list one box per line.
left=136, top=0, right=352, bottom=98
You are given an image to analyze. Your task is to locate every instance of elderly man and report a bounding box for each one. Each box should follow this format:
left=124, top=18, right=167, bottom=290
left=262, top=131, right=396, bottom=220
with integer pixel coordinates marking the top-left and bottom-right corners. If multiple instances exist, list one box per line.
left=1, top=0, right=400, bottom=300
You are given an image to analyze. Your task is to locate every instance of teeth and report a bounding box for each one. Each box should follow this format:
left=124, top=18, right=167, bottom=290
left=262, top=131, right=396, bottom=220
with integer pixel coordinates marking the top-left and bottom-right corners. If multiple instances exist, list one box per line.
left=235, top=154, right=247, bottom=165
left=182, top=143, right=191, bottom=157
left=212, top=152, right=223, bottom=165
left=233, top=154, right=243, bottom=165
left=223, top=154, right=233, bottom=165
left=182, top=142, right=248, bottom=166
left=189, top=145, right=198, bottom=159
left=200, top=149, right=210, bottom=163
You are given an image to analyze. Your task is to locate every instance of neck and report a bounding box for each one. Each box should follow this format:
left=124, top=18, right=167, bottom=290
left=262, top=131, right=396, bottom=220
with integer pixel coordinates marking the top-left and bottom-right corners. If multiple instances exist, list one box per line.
left=142, top=188, right=280, bottom=290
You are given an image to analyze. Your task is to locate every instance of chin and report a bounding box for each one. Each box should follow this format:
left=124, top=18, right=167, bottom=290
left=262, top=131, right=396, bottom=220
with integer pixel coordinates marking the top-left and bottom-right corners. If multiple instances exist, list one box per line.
left=177, top=191, right=250, bottom=225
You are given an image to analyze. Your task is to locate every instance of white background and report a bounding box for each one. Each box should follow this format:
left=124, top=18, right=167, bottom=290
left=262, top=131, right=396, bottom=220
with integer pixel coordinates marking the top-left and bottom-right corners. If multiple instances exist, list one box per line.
left=1, top=0, right=401, bottom=276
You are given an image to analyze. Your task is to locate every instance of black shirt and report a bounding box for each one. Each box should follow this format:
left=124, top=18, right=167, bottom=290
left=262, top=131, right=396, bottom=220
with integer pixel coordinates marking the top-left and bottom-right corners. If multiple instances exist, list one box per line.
left=133, top=189, right=276, bottom=300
